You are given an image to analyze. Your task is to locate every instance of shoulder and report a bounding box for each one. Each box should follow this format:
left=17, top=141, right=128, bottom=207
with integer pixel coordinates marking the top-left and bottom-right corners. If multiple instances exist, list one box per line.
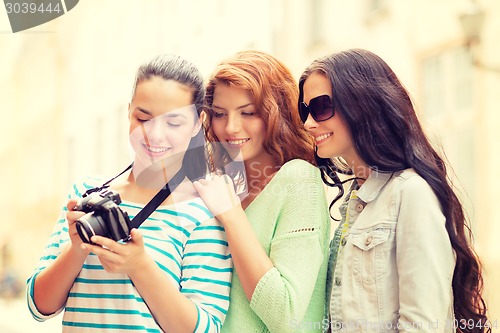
left=390, top=169, right=441, bottom=208
left=393, top=169, right=435, bottom=195
left=276, top=159, right=320, bottom=181
left=182, top=198, right=228, bottom=242
left=172, top=197, right=218, bottom=225
left=280, top=158, right=317, bottom=172
left=268, top=160, right=327, bottom=210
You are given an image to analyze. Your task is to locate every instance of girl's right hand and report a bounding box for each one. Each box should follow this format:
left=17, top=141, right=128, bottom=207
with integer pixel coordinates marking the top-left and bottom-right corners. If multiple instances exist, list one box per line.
left=193, top=175, right=242, bottom=222
left=66, top=199, right=91, bottom=255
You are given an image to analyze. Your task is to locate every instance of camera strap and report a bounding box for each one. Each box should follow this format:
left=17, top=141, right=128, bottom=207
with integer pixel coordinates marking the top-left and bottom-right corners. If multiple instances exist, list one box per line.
left=83, top=163, right=186, bottom=229
left=82, top=163, right=134, bottom=197
left=129, top=168, right=185, bottom=229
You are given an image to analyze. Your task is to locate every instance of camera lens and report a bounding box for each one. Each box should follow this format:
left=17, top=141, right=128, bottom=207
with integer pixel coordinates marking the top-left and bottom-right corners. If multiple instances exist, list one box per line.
left=76, top=213, right=109, bottom=244
left=76, top=221, right=94, bottom=243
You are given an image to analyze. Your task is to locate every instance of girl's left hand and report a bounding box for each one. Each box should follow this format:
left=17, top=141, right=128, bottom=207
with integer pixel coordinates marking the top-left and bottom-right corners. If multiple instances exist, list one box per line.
left=82, top=229, right=149, bottom=274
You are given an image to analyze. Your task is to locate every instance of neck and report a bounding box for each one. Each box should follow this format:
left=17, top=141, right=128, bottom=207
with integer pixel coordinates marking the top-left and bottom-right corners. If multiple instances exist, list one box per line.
left=243, top=154, right=280, bottom=193
left=346, top=158, right=371, bottom=186
left=130, top=158, right=183, bottom=190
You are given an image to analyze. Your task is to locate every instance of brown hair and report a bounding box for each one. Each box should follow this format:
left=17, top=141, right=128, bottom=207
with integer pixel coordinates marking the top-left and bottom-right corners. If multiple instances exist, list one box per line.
left=131, top=54, right=208, bottom=181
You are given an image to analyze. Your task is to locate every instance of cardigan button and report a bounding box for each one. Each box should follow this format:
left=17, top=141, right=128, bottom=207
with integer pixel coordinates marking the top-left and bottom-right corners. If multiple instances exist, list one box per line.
left=341, top=238, right=347, bottom=246
left=365, top=236, right=373, bottom=246
left=355, top=203, right=364, bottom=213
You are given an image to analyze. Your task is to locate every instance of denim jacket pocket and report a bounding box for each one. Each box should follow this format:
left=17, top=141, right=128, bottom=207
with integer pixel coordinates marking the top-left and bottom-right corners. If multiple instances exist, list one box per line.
left=350, top=228, right=389, bottom=251
left=348, top=226, right=394, bottom=284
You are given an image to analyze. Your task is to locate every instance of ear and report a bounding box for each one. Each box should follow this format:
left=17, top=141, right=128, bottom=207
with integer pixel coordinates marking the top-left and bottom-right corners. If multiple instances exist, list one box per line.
left=127, top=103, right=132, bottom=120
left=192, top=114, right=203, bottom=138
left=200, top=110, right=207, bottom=124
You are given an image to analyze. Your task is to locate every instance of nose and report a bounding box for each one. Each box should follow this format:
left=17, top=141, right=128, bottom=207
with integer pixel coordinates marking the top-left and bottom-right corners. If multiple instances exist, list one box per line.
left=225, top=113, right=242, bottom=134
left=303, top=114, right=318, bottom=132
left=144, top=118, right=168, bottom=144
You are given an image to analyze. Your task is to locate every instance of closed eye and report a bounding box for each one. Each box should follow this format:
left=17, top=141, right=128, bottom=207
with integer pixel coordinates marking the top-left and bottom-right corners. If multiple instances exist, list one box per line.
left=213, top=112, right=226, bottom=118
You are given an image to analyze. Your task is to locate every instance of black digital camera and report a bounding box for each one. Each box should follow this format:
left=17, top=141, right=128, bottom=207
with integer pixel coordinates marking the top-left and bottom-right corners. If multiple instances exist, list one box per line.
left=75, top=190, right=131, bottom=244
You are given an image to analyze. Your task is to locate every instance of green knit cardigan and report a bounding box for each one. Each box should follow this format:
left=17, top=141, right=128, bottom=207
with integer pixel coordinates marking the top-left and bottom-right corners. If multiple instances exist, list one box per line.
left=221, top=159, right=331, bottom=333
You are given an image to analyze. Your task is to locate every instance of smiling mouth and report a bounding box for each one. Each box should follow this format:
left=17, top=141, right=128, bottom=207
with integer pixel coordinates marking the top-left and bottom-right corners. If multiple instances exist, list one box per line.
left=227, top=138, right=250, bottom=146
left=315, top=133, right=333, bottom=144
left=143, top=144, right=171, bottom=153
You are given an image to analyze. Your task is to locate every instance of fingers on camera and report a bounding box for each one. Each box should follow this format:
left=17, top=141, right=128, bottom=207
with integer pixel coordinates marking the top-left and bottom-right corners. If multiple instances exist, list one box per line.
left=67, top=199, right=79, bottom=211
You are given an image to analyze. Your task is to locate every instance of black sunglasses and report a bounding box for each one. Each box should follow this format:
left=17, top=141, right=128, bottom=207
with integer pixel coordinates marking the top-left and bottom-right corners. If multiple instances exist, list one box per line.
left=299, top=94, right=335, bottom=123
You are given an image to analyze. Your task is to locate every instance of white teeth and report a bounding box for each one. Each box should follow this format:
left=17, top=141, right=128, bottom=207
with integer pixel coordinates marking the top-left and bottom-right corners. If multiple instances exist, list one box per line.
left=228, top=139, right=249, bottom=145
left=315, top=133, right=332, bottom=142
left=146, top=146, right=170, bottom=153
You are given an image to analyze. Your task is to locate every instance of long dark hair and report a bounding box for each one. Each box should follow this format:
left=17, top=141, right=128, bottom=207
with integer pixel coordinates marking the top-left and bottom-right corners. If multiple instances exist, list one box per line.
left=298, top=48, right=489, bottom=332
left=132, top=54, right=208, bottom=181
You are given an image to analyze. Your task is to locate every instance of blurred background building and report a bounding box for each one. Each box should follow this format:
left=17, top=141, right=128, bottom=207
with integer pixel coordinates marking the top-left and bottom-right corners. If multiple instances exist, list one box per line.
left=0, top=0, right=498, bottom=331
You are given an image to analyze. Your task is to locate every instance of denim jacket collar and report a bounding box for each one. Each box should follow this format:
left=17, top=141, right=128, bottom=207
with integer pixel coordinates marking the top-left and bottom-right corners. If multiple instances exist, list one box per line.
left=356, top=170, right=394, bottom=203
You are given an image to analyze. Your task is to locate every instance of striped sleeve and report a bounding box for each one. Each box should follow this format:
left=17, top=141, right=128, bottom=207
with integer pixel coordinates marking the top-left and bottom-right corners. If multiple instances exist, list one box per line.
left=26, top=197, right=72, bottom=321
left=26, top=178, right=94, bottom=321
left=180, top=207, right=232, bottom=333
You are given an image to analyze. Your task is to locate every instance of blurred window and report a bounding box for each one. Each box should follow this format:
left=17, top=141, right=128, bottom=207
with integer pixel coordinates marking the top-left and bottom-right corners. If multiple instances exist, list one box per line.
left=420, top=46, right=477, bottom=225
left=369, top=0, right=384, bottom=12
left=422, top=46, right=474, bottom=119
left=422, top=55, right=445, bottom=117
left=311, top=0, right=325, bottom=45
left=453, top=47, right=474, bottom=113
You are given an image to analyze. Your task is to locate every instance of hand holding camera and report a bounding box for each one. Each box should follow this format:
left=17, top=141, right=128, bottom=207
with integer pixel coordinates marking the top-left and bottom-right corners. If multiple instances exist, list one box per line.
left=74, top=190, right=132, bottom=245
left=71, top=190, right=152, bottom=275
left=65, top=199, right=91, bottom=256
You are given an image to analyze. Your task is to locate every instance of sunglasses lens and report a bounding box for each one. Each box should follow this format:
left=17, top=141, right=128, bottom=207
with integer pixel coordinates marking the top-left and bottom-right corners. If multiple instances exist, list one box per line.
left=310, top=95, right=334, bottom=122
left=300, top=95, right=334, bottom=123
left=299, top=103, right=309, bottom=123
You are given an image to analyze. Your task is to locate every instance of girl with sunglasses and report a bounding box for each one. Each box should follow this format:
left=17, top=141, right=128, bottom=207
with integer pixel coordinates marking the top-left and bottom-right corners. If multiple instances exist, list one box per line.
left=193, top=50, right=331, bottom=332
left=298, top=49, right=490, bottom=332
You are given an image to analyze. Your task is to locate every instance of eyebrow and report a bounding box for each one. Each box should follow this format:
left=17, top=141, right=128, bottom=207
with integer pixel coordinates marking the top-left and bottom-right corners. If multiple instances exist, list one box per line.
left=164, top=112, right=187, bottom=119
left=136, top=107, right=152, bottom=115
left=135, top=107, right=188, bottom=118
left=212, top=103, right=254, bottom=111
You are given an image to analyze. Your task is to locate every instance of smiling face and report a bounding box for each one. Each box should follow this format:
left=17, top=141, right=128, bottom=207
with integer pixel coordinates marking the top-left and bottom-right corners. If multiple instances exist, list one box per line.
left=128, top=76, right=201, bottom=173
left=210, top=84, right=272, bottom=166
left=302, top=72, right=359, bottom=164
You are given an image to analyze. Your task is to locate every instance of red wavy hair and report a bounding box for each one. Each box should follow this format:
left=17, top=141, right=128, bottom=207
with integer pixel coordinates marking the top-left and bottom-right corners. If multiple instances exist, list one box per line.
left=204, top=50, right=314, bottom=168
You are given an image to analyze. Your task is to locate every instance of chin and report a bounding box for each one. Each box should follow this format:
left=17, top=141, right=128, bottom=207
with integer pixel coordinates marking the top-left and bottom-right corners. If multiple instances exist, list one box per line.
left=222, top=146, right=244, bottom=162
left=229, top=152, right=244, bottom=162
left=316, top=148, right=331, bottom=159
left=148, top=160, right=168, bottom=170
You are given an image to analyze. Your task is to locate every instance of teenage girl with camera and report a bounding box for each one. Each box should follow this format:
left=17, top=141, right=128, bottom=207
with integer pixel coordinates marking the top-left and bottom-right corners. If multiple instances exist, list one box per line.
left=27, top=55, right=232, bottom=332
left=297, top=48, right=490, bottom=332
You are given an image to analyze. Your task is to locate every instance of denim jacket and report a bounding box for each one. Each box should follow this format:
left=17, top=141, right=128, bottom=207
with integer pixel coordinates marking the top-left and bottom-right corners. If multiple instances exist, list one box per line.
left=326, top=169, right=455, bottom=332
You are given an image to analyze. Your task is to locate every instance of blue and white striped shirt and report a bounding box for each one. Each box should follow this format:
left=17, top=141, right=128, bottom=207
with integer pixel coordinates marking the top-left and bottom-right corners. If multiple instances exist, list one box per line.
left=27, top=177, right=232, bottom=332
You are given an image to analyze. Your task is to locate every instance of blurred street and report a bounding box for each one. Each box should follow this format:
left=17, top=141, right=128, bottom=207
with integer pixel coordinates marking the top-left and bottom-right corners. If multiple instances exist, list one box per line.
left=0, top=0, right=499, bottom=331
left=0, top=298, right=62, bottom=333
